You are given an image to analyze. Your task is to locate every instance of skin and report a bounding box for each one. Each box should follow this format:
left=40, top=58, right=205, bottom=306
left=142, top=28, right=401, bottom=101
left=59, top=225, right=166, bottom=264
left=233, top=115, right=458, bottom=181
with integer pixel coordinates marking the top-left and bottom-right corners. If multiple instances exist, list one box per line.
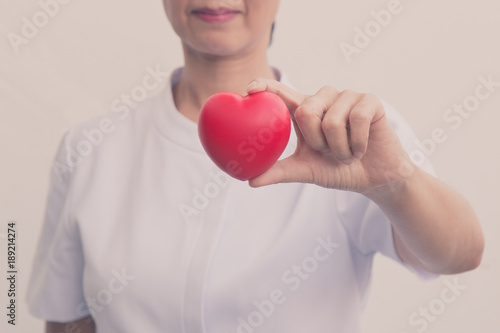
left=246, top=80, right=484, bottom=274
left=46, top=315, right=95, bottom=333
left=164, top=0, right=279, bottom=121
left=47, top=0, right=484, bottom=330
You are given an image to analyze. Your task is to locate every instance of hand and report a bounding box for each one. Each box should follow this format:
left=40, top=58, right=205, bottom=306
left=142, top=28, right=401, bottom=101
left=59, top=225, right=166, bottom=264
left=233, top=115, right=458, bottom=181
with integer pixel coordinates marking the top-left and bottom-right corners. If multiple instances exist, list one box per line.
left=246, top=78, right=416, bottom=194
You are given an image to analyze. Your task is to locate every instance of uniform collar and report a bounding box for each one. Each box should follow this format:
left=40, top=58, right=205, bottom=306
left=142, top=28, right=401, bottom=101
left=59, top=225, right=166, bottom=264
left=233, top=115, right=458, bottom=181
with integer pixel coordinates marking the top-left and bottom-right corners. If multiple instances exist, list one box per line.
left=153, top=67, right=289, bottom=153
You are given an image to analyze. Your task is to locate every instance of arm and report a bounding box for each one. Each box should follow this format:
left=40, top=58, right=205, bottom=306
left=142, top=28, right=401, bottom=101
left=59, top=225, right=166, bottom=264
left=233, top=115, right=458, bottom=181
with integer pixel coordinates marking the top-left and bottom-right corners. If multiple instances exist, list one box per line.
left=46, top=316, right=95, bottom=333
left=246, top=78, right=484, bottom=275
left=368, top=167, right=484, bottom=274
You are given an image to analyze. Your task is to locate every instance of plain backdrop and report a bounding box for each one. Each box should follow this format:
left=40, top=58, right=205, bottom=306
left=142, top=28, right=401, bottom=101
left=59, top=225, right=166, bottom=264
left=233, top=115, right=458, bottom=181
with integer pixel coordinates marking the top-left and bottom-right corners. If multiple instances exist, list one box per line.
left=1, top=0, right=499, bottom=332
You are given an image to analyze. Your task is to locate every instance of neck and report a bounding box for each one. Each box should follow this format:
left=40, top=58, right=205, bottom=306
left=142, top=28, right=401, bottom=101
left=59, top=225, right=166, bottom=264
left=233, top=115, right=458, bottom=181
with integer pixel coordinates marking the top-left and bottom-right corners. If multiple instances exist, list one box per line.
left=174, top=41, right=276, bottom=122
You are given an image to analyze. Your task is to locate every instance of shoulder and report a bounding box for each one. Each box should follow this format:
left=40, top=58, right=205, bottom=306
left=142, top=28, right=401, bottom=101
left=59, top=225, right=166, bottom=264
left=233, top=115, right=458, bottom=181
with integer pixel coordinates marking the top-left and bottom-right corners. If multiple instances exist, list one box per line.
left=66, top=88, right=167, bottom=145
left=53, top=86, right=170, bottom=179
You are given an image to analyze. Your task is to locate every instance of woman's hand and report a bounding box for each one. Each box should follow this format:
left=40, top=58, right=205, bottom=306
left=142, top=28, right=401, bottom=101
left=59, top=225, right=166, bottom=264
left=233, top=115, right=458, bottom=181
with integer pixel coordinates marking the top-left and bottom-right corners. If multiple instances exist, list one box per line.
left=246, top=78, right=484, bottom=275
left=246, top=78, right=414, bottom=194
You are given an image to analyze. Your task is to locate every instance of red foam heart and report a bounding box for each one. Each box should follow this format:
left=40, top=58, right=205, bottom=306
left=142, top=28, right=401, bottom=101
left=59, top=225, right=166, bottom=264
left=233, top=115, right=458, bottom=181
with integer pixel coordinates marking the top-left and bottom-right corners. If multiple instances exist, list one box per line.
left=198, top=91, right=291, bottom=181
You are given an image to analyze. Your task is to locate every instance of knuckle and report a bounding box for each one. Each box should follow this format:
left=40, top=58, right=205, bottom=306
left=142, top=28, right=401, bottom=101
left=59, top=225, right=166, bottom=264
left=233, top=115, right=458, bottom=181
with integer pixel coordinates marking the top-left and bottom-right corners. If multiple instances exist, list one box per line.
left=363, top=92, right=378, bottom=101
left=294, top=104, right=315, bottom=122
left=295, top=99, right=323, bottom=120
left=319, top=86, right=339, bottom=95
left=339, top=89, right=357, bottom=97
left=321, top=117, right=344, bottom=133
left=361, top=93, right=382, bottom=107
left=303, top=95, right=327, bottom=113
left=349, top=111, right=371, bottom=124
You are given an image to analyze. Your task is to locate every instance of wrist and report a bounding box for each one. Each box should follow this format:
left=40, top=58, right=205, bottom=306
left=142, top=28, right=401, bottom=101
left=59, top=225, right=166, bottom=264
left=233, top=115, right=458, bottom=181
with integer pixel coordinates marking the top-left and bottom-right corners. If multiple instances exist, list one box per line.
left=363, top=166, right=423, bottom=206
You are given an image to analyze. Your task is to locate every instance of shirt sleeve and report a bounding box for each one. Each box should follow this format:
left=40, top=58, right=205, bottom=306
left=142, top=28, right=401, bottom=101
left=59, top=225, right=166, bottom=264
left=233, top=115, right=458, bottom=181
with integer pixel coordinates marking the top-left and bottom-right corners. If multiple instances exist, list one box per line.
left=26, top=130, right=91, bottom=322
left=336, top=100, right=438, bottom=280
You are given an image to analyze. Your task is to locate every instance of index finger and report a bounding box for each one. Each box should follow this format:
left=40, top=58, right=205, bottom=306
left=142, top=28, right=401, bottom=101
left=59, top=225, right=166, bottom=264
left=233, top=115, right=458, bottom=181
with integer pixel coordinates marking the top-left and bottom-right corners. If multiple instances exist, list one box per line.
left=246, top=78, right=307, bottom=113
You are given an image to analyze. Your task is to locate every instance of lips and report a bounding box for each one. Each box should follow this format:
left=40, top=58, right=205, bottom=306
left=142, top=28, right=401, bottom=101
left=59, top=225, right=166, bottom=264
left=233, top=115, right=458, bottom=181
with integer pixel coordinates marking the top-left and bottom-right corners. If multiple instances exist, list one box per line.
left=192, top=7, right=241, bottom=23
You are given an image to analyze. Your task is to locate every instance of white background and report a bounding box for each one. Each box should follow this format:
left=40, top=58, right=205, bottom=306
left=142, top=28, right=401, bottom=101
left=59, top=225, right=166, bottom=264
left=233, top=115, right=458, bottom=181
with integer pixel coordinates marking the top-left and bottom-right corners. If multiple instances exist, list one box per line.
left=1, top=0, right=499, bottom=332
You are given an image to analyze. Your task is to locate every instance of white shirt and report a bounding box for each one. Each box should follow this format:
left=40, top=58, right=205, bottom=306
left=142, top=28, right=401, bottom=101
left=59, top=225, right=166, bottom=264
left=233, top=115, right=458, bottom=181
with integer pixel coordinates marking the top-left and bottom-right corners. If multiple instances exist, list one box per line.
left=27, top=68, right=435, bottom=333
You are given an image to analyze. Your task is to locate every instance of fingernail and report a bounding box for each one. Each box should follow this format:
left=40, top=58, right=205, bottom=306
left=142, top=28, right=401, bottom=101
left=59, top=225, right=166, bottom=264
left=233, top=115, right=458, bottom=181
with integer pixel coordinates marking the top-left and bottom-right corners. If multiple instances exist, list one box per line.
left=247, top=81, right=258, bottom=92
left=353, top=151, right=364, bottom=160
left=338, top=156, right=353, bottom=165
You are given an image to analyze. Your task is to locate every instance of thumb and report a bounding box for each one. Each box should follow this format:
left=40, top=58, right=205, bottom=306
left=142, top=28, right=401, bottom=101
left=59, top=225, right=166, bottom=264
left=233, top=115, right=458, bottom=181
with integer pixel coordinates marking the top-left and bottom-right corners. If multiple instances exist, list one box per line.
left=248, top=155, right=310, bottom=187
left=248, top=160, right=287, bottom=187
left=246, top=77, right=305, bottom=113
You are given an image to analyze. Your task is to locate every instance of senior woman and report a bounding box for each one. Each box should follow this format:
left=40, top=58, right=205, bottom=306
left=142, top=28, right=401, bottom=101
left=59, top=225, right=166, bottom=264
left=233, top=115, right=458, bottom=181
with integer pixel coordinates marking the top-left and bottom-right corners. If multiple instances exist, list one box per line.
left=28, top=0, right=484, bottom=332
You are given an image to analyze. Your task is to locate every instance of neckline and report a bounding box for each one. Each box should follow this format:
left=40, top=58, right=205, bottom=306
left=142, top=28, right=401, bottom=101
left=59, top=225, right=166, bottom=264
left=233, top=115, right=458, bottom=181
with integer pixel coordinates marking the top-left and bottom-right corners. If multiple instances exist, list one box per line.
left=153, top=67, right=286, bottom=153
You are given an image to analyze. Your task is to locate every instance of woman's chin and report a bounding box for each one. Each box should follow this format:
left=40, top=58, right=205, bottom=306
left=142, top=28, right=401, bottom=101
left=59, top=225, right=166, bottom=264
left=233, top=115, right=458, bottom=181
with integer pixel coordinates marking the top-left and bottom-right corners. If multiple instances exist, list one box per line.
left=186, top=42, right=248, bottom=59
left=183, top=31, right=260, bottom=59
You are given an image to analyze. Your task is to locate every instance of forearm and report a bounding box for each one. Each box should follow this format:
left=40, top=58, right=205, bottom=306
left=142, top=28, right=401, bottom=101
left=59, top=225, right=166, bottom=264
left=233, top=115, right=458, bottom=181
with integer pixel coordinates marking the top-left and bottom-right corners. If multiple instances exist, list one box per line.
left=366, top=167, right=484, bottom=274
left=46, top=316, right=95, bottom=333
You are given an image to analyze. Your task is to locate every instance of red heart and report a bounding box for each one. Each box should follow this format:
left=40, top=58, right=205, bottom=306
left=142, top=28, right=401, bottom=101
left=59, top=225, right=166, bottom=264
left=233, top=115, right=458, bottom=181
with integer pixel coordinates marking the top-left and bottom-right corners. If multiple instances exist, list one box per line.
left=198, top=91, right=291, bottom=181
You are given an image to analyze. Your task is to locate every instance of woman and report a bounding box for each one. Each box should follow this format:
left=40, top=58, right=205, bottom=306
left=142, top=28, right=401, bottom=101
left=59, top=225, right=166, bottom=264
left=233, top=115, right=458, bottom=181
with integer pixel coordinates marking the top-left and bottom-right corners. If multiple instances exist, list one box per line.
left=28, top=0, right=484, bottom=332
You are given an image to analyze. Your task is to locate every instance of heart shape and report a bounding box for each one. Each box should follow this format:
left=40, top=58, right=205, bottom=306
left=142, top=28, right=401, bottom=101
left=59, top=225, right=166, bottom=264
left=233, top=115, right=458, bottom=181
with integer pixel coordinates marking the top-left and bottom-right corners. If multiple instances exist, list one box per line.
left=198, top=91, right=291, bottom=181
